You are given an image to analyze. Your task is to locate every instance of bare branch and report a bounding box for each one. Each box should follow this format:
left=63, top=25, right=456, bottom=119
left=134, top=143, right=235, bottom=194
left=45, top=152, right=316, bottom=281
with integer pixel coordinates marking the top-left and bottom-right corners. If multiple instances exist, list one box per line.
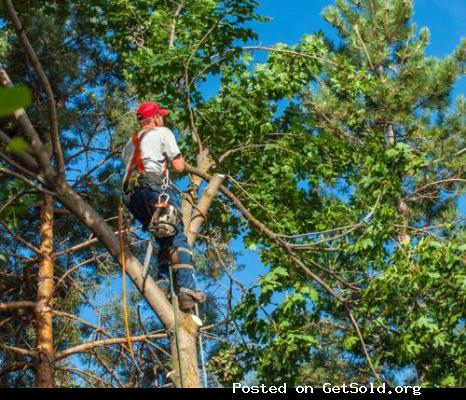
left=168, top=1, right=186, bottom=48
left=0, top=301, right=36, bottom=312
left=0, top=165, right=56, bottom=196
left=0, top=219, right=42, bottom=254
left=55, top=333, right=167, bottom=361
left=243, top=45, right=336, bottom=66
left=0, top=129, right=39, bottom=171
left=0, top=343, right=36, bottom=357
left=0, top=362, right=33, bottom=378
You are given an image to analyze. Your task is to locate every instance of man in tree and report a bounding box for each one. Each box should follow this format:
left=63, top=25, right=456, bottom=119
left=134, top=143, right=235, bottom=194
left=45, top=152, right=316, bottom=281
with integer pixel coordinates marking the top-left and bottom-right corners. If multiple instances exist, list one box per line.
left=122, top=101, right=205, bottom=313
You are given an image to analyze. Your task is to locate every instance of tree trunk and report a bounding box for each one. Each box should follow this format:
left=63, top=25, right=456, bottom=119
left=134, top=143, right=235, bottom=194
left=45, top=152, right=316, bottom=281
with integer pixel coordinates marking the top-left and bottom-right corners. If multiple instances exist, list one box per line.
left=34, top=194, right=55, bottom=388
left=169, top=313, right=201, bottom=387
left=385, top=124, right=411, bottom=245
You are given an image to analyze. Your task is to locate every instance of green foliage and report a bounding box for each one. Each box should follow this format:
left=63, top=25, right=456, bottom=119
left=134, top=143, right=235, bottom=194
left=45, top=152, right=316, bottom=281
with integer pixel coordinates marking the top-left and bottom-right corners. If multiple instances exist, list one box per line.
left=0, top=86, right=31, bottom=117
left=1, top=0, right=464, bottom=389
left=194, top=0, right=465, bottom=387
left=5, top=136, right=29, bottom=153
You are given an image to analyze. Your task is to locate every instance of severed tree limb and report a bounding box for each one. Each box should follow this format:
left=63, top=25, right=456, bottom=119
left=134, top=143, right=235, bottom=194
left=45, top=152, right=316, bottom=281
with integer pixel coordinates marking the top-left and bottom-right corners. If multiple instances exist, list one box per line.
left=3, top=0, right=65, bottom=178
left=186, top=173, right=225, bottom=246
left=185, top=163, right=278, bottom=240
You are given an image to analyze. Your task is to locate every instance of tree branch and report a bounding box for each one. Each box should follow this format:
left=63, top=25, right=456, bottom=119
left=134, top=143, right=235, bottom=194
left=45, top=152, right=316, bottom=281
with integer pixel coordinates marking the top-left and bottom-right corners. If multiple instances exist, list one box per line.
left=187, top=173, right=225, bottom=246
left=0, top=343, right=36, bottom=357
left=0, top=68, right=55, bottom=178
left=0, top=219, right=42, bottom=255
left=55, top=333, right=167, bottom=361
left=0, top=301, right=36, bottom=312
left=3, top=0, right=65, bottom=177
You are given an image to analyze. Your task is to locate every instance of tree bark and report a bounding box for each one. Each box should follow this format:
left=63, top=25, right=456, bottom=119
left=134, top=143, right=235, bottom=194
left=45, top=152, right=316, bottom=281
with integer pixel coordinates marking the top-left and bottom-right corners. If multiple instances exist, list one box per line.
left=187, top=174, right=225, bottom=245
left=34, top=194, right=55, bottom=388
left=385, top=124, right=411, bottom=245
left=169, top=313, right=201, bottom=388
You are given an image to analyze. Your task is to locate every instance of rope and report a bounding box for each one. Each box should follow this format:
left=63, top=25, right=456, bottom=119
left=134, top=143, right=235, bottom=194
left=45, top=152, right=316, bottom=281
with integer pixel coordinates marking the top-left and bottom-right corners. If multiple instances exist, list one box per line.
left=142, top=238, right=153, bottom=292
left=169, top=264, right=185, bottom=387
left=195, top=301, right=208, bottom=387
left=118, top=203, right=135, bottom=359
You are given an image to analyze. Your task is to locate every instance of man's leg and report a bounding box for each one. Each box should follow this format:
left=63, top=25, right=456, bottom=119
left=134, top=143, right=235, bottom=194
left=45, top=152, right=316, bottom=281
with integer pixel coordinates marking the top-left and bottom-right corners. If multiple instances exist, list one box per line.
left=169, top=224, right=205, bottom=313
left=127, top=187, right=159, bottom=231
left=128, top=186, right=172, bottom=298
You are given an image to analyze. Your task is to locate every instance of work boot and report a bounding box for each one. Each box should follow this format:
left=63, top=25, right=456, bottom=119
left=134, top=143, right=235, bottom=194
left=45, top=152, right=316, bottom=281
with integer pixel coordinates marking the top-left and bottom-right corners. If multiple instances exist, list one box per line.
left=177, top=287, right=206, bottom=313
left=156, top=279, right=171, bottom=300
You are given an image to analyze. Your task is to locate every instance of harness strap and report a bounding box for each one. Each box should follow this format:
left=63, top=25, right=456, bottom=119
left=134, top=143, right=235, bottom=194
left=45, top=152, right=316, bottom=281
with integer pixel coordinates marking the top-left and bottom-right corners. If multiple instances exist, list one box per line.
left=123, top=129, right=150, bottom=185
left=172, top=263, right=194, bottom=271
left=176, top=247, right=193, bottom=256
left=131, top=133, right=145, bottom=174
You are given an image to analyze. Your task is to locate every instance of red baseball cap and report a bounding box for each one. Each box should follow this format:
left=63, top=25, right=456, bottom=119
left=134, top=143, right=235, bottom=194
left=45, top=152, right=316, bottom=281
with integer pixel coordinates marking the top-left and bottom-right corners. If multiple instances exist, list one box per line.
left=136, top=101, right=169, bottom=119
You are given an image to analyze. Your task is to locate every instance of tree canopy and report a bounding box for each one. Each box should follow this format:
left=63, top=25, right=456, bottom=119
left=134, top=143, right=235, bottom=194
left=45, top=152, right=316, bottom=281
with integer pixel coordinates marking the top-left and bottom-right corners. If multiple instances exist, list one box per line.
left=0, top=0, right=464, bottom=388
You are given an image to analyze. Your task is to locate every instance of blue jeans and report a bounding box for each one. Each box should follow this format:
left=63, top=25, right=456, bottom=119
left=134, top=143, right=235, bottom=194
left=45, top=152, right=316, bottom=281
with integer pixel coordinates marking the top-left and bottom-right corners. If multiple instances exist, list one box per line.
left=126, top=184, right=196, bottom=291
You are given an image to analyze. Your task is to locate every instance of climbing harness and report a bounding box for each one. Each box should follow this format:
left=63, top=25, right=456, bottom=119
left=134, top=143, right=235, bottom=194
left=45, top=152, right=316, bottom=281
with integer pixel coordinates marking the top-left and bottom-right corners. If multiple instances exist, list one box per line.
left=122, top=128, right=150, bottom=194
left=123, top=128, right=179, bottom=238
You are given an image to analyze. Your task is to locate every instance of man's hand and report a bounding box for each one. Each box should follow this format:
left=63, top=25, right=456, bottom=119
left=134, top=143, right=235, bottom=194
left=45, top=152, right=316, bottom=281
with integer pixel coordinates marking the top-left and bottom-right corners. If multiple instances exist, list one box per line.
left=172, top=154, right=185, bottom=173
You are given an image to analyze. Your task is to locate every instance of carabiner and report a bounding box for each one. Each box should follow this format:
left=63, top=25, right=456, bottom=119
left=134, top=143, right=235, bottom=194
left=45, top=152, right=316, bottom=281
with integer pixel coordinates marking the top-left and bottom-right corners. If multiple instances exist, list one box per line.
left=159, top=192, right=170, bottom=204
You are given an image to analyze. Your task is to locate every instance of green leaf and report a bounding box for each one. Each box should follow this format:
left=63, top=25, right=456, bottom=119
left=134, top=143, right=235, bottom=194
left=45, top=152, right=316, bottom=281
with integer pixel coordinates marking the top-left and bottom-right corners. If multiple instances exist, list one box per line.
left=6, top=136, right=30, bottom=154
left=300, top=285, right=319, bottom=302
left=343, top=335, right=358, bottom=350
left=0, top=86, right=32, bottom=117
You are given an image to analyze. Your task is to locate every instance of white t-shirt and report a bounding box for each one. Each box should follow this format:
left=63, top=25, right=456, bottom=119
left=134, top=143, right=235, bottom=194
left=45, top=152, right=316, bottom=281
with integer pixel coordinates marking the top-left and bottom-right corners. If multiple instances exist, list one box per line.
left=122, top=127, right=181, bottom=179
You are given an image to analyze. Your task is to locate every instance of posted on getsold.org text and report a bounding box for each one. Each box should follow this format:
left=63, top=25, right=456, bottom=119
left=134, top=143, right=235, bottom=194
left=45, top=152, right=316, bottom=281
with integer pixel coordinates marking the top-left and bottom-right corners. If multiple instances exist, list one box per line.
left=232, top=382, right=422, bottom=396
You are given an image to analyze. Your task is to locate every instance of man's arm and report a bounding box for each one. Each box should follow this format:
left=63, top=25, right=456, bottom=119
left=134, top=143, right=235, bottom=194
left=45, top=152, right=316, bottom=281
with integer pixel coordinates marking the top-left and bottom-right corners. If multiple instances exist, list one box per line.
left=172, top=154, right=185, bottom=173
left=162, top=127, right=185, bottom=173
